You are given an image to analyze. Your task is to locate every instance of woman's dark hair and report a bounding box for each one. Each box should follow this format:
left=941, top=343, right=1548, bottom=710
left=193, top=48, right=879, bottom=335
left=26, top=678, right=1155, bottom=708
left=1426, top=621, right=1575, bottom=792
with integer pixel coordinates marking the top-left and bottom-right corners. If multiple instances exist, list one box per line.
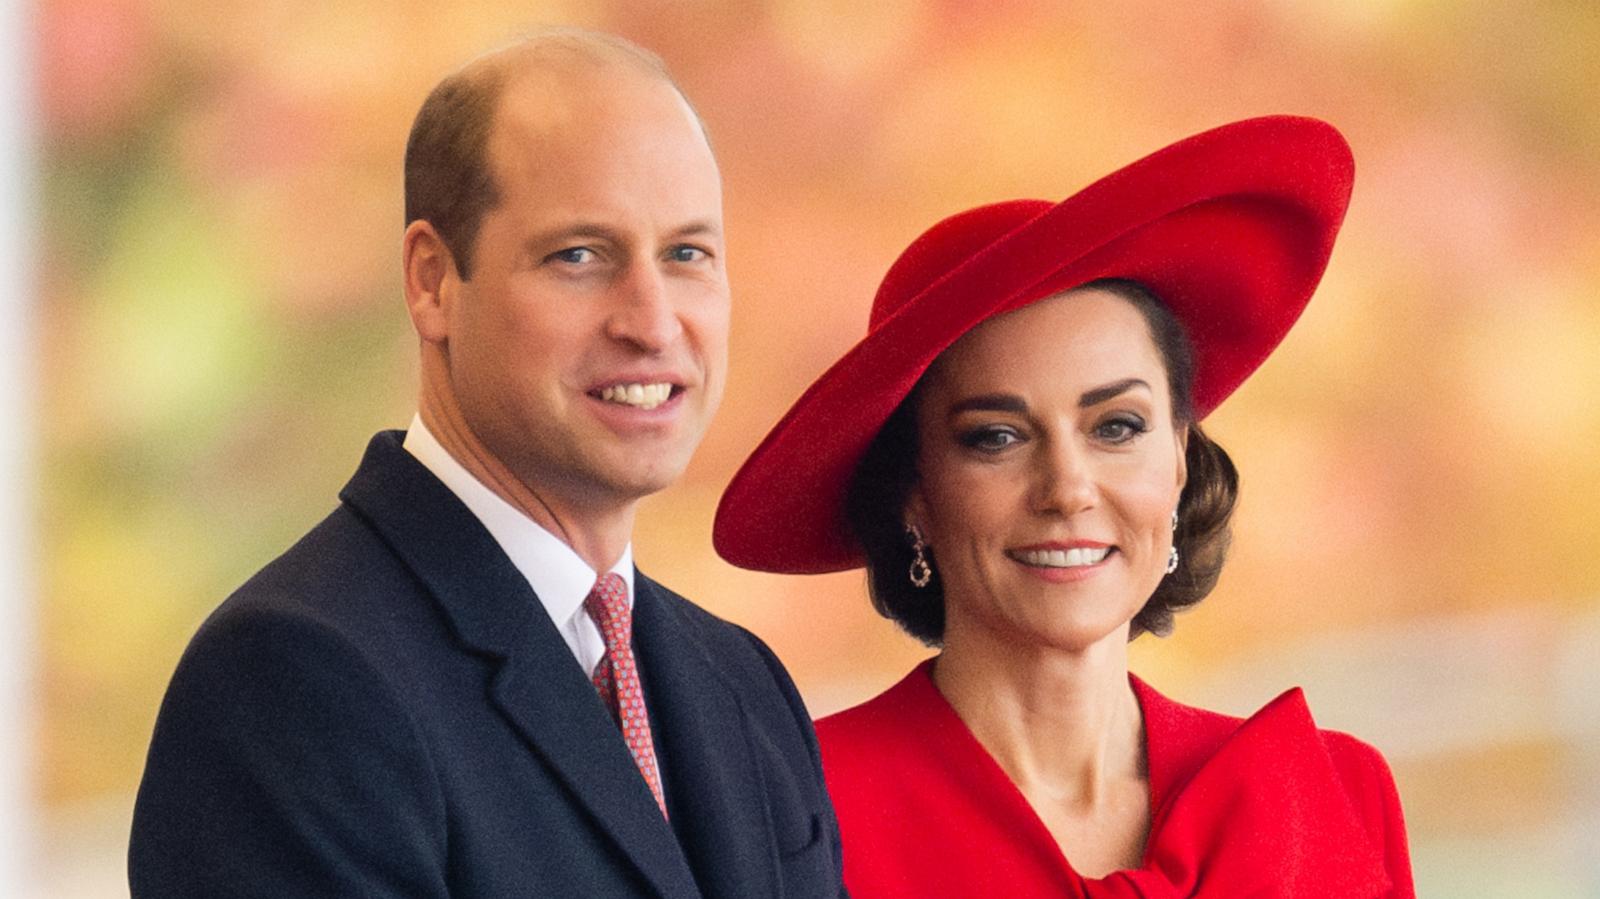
left=843, top=279, right=1239, bottom=645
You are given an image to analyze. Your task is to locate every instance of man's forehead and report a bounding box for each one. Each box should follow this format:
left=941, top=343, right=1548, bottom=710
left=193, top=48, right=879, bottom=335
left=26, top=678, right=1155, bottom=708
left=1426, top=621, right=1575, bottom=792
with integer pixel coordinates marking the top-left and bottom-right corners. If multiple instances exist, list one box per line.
left=472, top=67, right=721, bottom=235
left=488, top=70, right=713, bottom=181
left=492, top=64, right=698, bottom=150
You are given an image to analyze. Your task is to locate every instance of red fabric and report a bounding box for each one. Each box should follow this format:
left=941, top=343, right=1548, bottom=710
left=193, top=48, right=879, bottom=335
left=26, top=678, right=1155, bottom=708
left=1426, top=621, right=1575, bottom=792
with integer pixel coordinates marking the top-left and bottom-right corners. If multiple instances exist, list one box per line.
left=715, top=116, right=1355, bottom=575
left=585, top=573, right=668, bottom=817
left=816, top=661, right=1414, bottom=898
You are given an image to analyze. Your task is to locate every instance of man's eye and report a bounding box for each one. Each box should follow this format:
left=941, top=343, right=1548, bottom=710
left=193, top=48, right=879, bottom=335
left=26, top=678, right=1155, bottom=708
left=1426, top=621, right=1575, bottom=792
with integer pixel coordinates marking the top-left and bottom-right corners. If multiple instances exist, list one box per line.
left=548, top=247, right=595, bottom=264
left=666, top=245, right=708, bottom=263
left=959, top=427, right=1022, bottom=453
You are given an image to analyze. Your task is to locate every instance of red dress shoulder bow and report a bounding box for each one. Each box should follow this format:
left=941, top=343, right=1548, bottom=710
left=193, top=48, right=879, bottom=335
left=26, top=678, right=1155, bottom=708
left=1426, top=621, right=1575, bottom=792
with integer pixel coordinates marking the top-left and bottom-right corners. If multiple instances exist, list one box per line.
left=815, top=661, right=1415, bottom=898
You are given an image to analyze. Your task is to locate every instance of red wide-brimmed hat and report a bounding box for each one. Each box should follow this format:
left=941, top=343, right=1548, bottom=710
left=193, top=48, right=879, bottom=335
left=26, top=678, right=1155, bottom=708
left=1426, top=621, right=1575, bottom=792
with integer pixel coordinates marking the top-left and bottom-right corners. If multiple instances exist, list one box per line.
left=715, top=115, right=1353, bottom=574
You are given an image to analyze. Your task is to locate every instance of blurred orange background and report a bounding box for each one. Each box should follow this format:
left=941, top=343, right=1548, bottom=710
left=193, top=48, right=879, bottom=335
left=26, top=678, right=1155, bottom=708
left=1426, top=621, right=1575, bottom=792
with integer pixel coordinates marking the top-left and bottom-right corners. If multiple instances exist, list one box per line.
left=32, top=1, right=1600, bottom=895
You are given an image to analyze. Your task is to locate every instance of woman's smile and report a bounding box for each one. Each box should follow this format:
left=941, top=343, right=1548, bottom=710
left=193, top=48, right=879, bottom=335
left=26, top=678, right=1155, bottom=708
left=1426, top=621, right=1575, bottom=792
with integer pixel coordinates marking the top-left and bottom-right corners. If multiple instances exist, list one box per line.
left=1006, top=543, right=1116, bottom=582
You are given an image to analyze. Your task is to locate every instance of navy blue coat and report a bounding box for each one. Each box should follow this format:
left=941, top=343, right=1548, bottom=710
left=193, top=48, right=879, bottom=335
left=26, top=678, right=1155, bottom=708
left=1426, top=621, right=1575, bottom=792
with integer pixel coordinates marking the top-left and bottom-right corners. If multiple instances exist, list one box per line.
left=130, top=432, right=845, bottom=898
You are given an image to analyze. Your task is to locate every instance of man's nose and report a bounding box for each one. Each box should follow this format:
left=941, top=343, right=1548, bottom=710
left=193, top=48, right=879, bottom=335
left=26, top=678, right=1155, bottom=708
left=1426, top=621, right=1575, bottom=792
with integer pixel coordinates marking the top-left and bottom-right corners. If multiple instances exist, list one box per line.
left=605, top=260, right=683, bottom=352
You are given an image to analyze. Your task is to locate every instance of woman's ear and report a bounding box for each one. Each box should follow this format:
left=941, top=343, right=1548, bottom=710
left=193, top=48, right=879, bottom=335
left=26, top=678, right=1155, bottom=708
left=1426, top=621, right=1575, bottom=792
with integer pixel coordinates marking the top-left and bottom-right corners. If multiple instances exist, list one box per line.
left=1173, top=422, right=1190, bottom=494
left=904, top=487, right=930, bottom=542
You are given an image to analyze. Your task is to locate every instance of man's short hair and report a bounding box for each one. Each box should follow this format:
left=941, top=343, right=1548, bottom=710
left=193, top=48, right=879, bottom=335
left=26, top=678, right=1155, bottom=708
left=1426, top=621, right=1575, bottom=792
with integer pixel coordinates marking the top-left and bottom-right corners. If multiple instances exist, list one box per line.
left=402, top=30, right=689, bottom=280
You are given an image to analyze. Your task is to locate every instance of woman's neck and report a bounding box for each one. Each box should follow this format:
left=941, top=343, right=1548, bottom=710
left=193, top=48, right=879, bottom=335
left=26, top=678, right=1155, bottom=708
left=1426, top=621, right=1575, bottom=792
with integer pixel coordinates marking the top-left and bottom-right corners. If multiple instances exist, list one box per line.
left=932, top=626, right=1145, bottom=812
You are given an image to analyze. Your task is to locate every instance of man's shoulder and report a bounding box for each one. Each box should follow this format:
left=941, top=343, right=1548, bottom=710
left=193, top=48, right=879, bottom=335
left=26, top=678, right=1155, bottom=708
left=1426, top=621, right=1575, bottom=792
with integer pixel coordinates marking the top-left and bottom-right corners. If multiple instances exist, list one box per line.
left=636, top=575, right=736, bottom=635
left=211, top=429, right=465, bottom=634
left=218, top=502, right=407, bottom=623
left=131, top=497, right=453, bottom=898
left=184, top=484, right=463, bottom=701
left=634, top=573, right=812, bottom=727
left=635, top=574, right=783, bottom=671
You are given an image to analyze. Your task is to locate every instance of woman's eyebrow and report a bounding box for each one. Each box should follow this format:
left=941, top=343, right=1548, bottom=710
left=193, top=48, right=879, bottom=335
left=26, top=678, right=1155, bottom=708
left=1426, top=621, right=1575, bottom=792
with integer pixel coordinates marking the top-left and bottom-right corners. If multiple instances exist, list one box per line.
left=946, top=393, right=1028, bottom=417
left=944, top=380, right=1151, bottom=418
left=1079, top=378, right=1150, bottom=408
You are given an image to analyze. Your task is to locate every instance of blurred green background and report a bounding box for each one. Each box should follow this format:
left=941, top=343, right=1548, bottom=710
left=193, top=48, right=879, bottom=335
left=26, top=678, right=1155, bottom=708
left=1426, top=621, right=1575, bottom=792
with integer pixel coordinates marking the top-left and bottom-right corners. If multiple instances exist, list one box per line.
left=33, top=1, right=1600, bottom=894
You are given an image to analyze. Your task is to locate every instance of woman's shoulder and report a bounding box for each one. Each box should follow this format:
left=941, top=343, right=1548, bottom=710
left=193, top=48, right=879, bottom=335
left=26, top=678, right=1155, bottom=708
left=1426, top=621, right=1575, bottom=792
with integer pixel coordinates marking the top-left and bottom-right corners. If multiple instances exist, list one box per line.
left=1138, top=675, right=1390, bottom=757
left=1133, top=678, right=1414, bottom=896
left=814, top=659, right=942, bottom=758
left=1314, top=724, right=1407, bottom=839
left=813, top=659, right=986, bottom=846
left=814, top=657, right=1014, bottom=798
left=1316, top=723, right=1398, bottom=782
left=1136, top=676, right=1404, bottom=824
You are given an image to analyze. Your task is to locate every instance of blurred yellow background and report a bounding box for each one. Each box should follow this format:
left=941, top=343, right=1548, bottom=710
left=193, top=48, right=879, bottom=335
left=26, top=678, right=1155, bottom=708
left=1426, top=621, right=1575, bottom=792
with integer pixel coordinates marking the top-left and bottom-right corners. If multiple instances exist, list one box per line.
left=32, top=0, right=1600, bottom=895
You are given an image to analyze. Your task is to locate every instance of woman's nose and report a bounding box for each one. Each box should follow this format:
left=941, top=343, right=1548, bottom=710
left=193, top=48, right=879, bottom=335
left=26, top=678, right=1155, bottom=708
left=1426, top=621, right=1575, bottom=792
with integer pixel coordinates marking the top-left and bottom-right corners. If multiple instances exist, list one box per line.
left=1031, top=438, right=1098, bottom=516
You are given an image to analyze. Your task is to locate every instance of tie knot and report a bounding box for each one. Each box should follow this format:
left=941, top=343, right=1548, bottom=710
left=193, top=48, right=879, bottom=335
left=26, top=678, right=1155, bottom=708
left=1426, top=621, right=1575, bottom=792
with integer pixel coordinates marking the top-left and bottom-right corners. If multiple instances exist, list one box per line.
left=584, top=572, right=632, bottom=649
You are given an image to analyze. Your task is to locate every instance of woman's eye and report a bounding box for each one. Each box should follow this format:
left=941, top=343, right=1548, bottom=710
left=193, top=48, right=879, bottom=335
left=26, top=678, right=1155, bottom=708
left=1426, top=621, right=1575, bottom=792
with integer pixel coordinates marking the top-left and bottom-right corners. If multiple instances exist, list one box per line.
left=959, top=427, right=1022, bottom=453
left=1094, top=415, right=1148, bottom=444
left=548, top=247, right=595, bottom=265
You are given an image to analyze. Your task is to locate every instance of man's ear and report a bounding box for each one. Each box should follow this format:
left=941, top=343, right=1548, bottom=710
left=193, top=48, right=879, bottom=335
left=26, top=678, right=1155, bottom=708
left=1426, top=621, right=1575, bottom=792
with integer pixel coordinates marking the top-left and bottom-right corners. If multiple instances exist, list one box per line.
left=402, top=220, right=458, bottom=345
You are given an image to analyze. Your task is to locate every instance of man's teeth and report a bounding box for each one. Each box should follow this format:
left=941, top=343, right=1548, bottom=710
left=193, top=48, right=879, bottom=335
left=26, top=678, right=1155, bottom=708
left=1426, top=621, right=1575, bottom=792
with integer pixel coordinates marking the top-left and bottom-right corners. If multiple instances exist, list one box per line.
left=1015, top=547, right=1110, bottom=568
left=598, top=382, right=672, bottom=410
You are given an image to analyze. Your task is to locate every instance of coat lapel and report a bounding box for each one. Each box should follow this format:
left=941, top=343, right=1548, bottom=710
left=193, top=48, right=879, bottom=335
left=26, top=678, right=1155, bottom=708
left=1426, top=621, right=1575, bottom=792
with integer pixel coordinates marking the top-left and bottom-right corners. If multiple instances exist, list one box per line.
left=632, top=576, right=781, bottom=899
left=338, top=432, right=702, bottom=899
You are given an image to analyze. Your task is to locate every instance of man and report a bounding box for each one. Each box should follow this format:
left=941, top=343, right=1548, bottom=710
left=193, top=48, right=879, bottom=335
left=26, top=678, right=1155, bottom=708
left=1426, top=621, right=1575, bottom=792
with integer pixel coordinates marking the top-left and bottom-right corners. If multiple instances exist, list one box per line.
left=130, top=31, right=844, bottom=898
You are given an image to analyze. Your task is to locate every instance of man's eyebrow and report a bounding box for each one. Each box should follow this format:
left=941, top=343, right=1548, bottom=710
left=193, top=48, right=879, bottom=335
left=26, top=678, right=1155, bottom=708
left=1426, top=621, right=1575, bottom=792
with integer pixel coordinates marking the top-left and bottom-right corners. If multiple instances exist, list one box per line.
left=947, top=393, right=1029, bottom=417
left=527, top=220, right=722, bottom=249
left=668, top=219, right=722, bottom=241
left=1079, top=378, right=1151, bottom=408
left=529, top=222, right=626, bottom=248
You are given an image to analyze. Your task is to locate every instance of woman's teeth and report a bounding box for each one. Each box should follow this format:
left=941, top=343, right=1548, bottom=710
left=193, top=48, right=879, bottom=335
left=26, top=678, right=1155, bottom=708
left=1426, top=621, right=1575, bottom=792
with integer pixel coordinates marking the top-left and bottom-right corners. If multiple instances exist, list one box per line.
left=1014, top=547, right=1110, bottom=568
left=598, top=382, right=672, bottom=410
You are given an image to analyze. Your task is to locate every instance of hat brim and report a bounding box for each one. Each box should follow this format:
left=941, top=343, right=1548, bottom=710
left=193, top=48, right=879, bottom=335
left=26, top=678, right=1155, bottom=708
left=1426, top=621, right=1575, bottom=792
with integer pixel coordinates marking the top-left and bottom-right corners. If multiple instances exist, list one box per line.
left=714, top=116, right=1354, bottom=574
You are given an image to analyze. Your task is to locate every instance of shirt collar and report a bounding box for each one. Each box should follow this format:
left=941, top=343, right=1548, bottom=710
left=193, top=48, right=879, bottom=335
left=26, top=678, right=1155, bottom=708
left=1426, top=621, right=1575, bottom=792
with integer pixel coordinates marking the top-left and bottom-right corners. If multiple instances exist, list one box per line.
left=401, top=414, right=635, bottom=634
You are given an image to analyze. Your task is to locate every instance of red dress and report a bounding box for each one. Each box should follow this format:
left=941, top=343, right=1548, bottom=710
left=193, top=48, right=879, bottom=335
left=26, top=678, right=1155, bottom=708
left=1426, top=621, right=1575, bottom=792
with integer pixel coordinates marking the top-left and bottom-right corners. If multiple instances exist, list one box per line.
left=816, top=661, right=1415, bottom=898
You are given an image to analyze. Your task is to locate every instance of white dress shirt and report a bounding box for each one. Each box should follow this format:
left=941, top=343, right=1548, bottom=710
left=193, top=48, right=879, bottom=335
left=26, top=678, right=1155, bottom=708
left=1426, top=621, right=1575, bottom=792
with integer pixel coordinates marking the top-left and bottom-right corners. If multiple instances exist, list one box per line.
left=402, top=414, right=632, bottom=679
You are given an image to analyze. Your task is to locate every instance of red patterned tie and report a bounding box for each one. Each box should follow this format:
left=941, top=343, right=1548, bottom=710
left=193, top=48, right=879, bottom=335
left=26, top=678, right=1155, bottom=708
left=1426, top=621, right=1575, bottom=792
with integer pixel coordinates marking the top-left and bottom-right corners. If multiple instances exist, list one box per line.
left=584, top=573, right=667, bottom=817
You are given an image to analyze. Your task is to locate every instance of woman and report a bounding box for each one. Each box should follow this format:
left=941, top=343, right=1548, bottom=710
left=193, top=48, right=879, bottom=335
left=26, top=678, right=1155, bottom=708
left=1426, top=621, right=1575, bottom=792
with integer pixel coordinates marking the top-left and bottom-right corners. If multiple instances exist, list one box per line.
left=714, top=117, right=1414, bottom=897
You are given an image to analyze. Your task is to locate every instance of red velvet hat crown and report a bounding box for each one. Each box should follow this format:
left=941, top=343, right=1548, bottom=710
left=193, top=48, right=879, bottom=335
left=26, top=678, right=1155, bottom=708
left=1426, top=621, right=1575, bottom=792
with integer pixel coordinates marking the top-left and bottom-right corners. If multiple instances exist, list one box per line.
left=715, top=116, right=1354, bottom=574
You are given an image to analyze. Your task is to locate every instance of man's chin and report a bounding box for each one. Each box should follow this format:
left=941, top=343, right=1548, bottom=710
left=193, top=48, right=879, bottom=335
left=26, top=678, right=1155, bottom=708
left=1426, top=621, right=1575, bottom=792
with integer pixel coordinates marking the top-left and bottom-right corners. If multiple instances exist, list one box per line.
left=498, top=429, right=707, bottom=511
left=602, top=458, right=693, bottom=501
left=560, top=446, right=698, bottom=504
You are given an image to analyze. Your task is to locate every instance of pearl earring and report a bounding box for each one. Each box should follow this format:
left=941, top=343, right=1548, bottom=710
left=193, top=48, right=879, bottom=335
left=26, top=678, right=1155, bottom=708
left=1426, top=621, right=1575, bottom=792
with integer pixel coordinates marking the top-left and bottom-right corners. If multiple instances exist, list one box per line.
left=1166, top=508, right=1180, bottom=574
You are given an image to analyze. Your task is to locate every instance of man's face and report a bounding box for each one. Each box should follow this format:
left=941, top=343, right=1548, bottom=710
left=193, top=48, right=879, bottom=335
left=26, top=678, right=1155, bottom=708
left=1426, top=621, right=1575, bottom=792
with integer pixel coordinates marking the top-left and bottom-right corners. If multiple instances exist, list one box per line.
left=442, top=67, right=729, bottom=511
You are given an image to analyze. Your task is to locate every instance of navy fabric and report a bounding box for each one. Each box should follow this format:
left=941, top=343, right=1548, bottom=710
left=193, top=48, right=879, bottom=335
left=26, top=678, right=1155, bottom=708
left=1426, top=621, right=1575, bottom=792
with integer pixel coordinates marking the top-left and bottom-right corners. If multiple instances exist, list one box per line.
left=130, top=431, right=844, bottom=898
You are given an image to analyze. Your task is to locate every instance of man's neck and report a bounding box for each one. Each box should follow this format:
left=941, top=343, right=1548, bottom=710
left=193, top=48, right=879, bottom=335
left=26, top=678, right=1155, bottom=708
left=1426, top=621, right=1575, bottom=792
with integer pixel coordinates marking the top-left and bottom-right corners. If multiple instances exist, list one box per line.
left=417, top=391, right=634, bottom=574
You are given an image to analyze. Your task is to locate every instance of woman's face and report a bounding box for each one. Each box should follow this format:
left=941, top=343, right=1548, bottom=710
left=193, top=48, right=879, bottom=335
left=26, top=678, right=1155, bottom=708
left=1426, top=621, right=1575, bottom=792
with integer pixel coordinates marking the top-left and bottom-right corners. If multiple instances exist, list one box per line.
left=908, top=286, right=1188, bottom=654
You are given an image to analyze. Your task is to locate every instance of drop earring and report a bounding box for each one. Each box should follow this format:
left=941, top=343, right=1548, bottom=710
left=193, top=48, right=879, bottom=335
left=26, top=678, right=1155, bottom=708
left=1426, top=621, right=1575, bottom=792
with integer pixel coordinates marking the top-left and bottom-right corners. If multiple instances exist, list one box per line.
left=906, top=525, right=932, bottom=588
left=1166, top=508, right=1180, bottom=574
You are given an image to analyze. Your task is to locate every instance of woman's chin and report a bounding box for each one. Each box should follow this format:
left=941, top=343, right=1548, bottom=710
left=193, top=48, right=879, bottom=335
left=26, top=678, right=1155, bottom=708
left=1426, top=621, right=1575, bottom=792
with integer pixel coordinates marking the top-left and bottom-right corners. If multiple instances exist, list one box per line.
left=959, top=611, right=1138, bottom=661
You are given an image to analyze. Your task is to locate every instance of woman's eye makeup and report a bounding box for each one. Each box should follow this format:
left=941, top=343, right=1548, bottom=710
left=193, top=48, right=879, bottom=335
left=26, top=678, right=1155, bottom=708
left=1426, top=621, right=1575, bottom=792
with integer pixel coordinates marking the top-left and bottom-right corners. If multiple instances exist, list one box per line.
left=1093, top=414, right=1149, bottom=444
left=947, top=400, right=1151, bottom=454
left=957, top=425, right=1023, bottom=453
